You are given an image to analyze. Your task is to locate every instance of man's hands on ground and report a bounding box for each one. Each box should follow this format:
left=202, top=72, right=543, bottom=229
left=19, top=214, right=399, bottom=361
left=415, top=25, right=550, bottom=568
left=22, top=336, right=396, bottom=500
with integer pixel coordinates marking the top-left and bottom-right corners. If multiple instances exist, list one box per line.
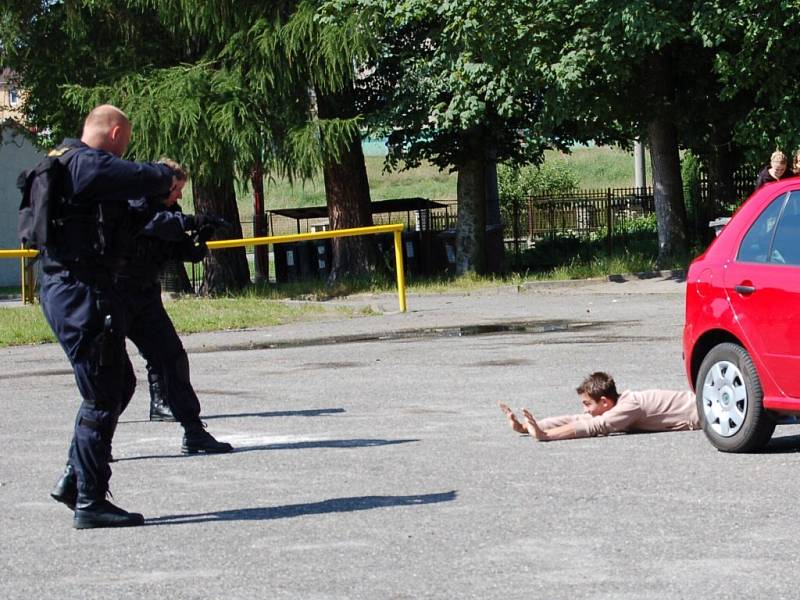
left=522, top=409, right=549, bottom=441
left=499, top=402, right=527, bottom=434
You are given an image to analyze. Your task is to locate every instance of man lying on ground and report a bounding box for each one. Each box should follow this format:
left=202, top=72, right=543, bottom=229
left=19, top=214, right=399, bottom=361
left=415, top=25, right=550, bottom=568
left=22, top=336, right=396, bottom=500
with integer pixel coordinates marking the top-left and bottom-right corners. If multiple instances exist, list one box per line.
left=499, top=371, right=700, bottom=442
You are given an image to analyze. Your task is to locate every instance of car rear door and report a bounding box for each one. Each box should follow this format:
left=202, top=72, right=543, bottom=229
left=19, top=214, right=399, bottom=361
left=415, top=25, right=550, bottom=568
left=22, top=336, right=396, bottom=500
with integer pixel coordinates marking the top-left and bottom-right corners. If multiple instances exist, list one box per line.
left=724, top=190, right=800, bottom=397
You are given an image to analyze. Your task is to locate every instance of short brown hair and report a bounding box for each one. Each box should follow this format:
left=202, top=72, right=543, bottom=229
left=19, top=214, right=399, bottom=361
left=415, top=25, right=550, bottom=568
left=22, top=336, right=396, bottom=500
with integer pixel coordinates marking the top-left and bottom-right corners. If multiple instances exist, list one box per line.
left=576, top=372, right=619, bottom=402
left=158, top=157, right=189, bottom=181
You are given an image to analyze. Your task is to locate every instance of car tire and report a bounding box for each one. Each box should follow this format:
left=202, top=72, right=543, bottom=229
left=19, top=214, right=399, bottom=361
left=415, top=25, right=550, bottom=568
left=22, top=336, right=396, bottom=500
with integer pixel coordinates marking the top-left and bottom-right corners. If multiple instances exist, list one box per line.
left=696, top=342, right=776, bottom=453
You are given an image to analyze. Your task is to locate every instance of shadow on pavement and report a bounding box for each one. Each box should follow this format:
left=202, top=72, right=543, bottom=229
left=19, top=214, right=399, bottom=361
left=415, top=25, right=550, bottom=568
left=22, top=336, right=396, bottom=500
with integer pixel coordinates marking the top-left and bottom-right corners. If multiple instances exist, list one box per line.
left=755, top=434, right=800, bottom=454
left=114, top=438, right=418, bottom=462
left=146, top=490, right=457, bottom=526
left=202, top=408, right=346, bottom=420
left=233, top=438, right=419, bottom=453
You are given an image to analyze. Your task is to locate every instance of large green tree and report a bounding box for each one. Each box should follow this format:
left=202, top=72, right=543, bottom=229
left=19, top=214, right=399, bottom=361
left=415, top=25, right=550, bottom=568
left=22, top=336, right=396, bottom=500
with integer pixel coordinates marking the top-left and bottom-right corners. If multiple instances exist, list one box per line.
left=2, top=0, right=378, bottom=288
left=347, top=0, right=559, bottom=275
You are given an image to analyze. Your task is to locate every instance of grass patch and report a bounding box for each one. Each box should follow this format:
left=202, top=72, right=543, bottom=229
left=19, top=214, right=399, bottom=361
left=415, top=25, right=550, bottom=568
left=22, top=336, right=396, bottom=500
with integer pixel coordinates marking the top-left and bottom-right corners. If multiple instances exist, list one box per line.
left=0, top=304, right=57, bottom=346
left=227, top=146, right=641, bottom=217
left=0, top=294, right=362, bottom=348
left=242, top=157, right=458, bottom=214
left=162, top=295, right=350, bottom=334
left=546, top=146, right=647, bottom=190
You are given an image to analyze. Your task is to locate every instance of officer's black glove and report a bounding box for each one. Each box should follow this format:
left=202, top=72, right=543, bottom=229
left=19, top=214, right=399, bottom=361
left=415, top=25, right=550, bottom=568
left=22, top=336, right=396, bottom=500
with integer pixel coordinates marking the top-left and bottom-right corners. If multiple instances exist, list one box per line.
left=177, top=235, right=207, bottom=263
left=193, top=213, right=233, bottom=234
left=197, top=226, right=216, bottom=243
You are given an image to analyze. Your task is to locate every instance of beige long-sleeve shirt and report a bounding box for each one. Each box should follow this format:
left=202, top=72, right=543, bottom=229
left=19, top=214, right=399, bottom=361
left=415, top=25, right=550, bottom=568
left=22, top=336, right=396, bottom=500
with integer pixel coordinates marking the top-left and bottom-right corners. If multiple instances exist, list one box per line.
left=538, top=389, right=700, bottom=438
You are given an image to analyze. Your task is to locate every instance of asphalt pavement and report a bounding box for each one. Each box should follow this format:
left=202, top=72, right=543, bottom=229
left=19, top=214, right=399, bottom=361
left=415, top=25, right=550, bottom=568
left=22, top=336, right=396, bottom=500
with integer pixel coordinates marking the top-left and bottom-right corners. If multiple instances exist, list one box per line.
left=2, top=274, right=800, bottom=599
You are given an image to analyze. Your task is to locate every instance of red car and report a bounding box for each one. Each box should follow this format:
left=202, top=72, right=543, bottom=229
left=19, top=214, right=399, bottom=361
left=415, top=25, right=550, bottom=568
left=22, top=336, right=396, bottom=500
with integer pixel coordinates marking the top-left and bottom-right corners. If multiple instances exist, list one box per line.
left=683, top=179, right=800, bottom=452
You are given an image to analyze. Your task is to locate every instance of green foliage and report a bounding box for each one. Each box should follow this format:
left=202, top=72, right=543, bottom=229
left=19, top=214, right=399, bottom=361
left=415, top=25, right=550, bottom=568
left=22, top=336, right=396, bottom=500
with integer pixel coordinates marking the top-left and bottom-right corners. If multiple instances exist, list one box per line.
left=344, top=0, right=558, bottom=169
left=497, top=160, right=578, bottom=231
left=0, top=0, right=185, bottom=145
left=681, top=151, right=702, bottom=226
left=692, top=2, right=800, bottom=162
left=498, top=161, right=579, bottom=200
left=617, top=213, right=657, bottom=236
left=518, top=226, right=662, bottom=275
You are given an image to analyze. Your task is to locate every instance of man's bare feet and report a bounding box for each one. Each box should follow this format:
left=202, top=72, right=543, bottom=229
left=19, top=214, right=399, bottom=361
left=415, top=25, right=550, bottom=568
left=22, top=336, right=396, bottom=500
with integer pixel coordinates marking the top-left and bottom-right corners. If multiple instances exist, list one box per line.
left=499, top=402, right=527, bottom=434
left=522, top=408, right=548, bottom=441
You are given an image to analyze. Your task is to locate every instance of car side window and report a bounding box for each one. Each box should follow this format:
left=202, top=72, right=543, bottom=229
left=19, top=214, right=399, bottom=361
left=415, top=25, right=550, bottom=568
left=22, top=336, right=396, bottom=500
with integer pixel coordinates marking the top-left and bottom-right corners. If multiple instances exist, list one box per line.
left=769, top=191, right=800, bottom=266
left=738, top=193, right=787, bottom=263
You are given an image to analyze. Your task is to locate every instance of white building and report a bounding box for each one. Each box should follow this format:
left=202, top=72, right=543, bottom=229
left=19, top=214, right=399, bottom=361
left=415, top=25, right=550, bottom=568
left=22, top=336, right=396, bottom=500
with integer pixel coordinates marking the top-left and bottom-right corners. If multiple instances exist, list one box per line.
left=1, top=121, right=43, bottom=287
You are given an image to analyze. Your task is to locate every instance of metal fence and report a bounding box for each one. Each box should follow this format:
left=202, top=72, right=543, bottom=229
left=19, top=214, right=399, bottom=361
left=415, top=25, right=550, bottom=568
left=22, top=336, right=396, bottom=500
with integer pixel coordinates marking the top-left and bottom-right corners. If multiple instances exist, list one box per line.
left=522, top=187, right=653, bottom=238
left=239, top=172, right=760, bottom=261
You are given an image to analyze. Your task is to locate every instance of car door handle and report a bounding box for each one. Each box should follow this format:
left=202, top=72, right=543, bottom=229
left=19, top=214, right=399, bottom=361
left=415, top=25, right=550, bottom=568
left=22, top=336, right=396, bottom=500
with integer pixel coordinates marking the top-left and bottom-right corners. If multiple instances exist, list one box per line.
left=735, top=284, right=756, bottom=295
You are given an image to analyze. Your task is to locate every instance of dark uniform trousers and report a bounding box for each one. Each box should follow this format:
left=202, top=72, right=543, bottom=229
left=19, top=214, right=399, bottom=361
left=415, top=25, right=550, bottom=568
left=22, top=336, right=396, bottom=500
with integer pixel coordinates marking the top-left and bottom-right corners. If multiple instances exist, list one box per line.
left=117, top=277, right=201, bottom=424
left=40, top=270, right=136, bottom=499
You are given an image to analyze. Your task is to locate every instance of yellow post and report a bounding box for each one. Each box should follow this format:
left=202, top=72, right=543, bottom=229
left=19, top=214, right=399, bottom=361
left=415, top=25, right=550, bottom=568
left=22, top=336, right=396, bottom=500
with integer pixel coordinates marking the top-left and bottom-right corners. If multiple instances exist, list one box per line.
left=24, top=257, right=35, bottom=304
left=20, top=248, right=26, bottom=305
left=393, top=230, right=407, bottom=313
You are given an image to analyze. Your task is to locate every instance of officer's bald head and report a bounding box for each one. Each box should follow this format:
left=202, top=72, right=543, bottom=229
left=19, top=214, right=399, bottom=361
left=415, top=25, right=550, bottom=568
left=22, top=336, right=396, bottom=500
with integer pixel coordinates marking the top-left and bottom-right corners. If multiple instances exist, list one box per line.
left=81, top=104, right=132, bottom=157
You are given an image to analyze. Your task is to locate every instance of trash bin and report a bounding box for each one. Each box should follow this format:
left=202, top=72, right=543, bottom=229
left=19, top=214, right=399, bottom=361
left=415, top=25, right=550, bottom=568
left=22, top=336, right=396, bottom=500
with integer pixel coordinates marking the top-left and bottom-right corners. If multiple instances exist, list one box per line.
left=373, top=233, right=395, bottom=271
left=307, top=239, right=332, bottom=279
left=437, top=230, right=457, bottom=274
left=274, top=242, right=312, bottom=283
left=402, top=231, right=420, bottom=277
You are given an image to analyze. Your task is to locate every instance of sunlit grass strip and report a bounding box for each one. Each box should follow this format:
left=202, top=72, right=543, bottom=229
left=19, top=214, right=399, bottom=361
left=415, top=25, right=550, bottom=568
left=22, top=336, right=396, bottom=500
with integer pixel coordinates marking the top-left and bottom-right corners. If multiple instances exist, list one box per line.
left=0, top=304, right=56, bottom=346
left=0, top=297, right=350, bottom=348
left=162, top=296, right=340, bottom=334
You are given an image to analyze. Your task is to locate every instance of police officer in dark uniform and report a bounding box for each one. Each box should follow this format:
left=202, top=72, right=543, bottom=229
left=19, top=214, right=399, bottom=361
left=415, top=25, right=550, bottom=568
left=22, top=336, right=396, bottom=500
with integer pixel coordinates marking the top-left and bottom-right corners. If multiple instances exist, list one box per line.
left=38, top=105, right=176, bottom=529
left=117, top=160, right=233, bottom=455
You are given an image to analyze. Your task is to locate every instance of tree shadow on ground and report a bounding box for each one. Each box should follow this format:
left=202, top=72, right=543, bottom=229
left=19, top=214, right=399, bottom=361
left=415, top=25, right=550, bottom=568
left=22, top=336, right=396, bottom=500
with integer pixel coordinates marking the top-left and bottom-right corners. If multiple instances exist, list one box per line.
left=114, top=438, right=418, bottom=462
left=202, top=408, right=346, bottom=420
left=146, top=490, right=457, bottom=526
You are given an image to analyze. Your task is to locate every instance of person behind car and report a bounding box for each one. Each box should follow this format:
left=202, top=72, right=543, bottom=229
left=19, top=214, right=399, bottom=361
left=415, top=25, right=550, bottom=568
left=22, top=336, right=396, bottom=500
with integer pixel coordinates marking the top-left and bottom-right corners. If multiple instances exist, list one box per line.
left=792, top=150, right=800, bottom=177
left=499, top=371, right=700, bottom=442
left=754, top=150, right=791, bottom=190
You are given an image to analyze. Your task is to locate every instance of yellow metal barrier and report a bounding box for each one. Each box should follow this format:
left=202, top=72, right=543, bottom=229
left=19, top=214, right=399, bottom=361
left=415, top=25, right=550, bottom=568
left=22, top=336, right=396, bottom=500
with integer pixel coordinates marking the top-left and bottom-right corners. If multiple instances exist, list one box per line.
left=1, top=223, right=408, bottom=311
left=0, top=247, right=38, bottom=304
left=207, top=223, right=407, bottom=312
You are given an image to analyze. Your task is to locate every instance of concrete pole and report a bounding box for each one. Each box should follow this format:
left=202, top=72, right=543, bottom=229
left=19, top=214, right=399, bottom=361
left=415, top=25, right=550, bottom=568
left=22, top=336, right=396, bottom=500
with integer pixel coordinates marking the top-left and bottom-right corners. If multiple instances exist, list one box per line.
left=634, top=139, right=646, bottom=190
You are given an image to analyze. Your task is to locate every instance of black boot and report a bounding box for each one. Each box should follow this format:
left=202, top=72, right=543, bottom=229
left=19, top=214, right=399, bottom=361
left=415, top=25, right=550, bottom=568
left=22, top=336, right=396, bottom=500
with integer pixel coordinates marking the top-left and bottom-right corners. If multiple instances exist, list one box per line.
left=50, top=463, right=77, bottom=510
left=182, top=422, right=233, bottom=454
left=148, top=368, right=176, bottom=422
left=73, top=497, right=145, bottom=530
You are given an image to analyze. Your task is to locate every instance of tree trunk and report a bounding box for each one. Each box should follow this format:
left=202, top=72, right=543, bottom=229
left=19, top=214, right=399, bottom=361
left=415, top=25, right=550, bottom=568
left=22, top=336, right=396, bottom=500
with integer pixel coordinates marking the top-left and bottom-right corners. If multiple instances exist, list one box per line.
left=251, top=163, right=269, bottom=283
left=193, top=172, right=251, bottom=294
left=484, top=150, right=503, bottom=274
left=316, top=87, right=376, bottom=281
left=648, top=117, right=689, bottom=265
left=455, top=150, right=488, bottom=275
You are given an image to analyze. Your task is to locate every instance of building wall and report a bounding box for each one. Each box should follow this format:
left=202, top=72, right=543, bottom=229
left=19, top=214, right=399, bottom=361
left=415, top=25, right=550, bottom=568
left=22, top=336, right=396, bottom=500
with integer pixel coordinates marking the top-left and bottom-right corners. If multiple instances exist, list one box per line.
left=0, top=124, right=43, bottom=287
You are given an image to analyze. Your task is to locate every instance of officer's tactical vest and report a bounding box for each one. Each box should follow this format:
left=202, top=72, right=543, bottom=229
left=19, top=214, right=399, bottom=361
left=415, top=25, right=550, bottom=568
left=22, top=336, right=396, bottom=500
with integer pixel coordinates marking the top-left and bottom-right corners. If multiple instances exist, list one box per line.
left=18, top=147, right=130, bottom=269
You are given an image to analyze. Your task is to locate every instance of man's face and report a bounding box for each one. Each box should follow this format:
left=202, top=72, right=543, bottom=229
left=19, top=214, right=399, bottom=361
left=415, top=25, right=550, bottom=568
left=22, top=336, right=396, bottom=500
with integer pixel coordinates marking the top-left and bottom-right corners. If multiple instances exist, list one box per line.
left=165, top=179, right=186, bottom=207
left=580, top=393, right=614, bottom=416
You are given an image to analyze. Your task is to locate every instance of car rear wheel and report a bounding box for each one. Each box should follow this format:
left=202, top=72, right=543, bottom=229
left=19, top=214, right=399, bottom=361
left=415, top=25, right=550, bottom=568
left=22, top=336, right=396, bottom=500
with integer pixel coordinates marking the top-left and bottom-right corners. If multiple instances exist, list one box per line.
left=697, top=342, right=776, bottom=453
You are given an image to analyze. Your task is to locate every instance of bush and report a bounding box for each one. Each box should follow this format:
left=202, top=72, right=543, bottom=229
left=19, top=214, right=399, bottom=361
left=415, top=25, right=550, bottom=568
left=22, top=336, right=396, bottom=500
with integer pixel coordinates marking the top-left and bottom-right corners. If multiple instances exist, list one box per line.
left=498, top=161, right=579, bottom=229
left=498, top=161, right=579, bottom=200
